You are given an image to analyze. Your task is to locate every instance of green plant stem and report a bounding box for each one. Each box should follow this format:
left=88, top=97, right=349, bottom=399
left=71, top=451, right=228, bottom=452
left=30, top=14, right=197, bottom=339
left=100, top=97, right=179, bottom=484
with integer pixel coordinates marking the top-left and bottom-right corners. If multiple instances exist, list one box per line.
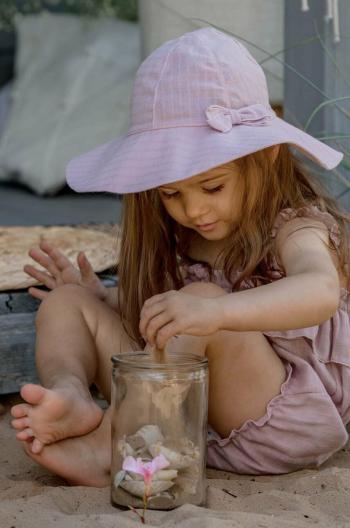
left=313, top=20, right=350, bottom=93
left=304, top=96, right=350, bottom=132
left=142, top=485, right=151, bottom=524
left=128, top=505, right=145, bottom=523
left=315, top=134, right=350, bottom=140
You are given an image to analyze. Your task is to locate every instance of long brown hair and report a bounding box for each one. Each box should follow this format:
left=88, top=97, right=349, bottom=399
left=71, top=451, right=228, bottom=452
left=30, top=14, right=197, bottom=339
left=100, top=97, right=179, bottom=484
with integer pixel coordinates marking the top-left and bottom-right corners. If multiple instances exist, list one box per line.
left=118, top=144, right=350, bottom=346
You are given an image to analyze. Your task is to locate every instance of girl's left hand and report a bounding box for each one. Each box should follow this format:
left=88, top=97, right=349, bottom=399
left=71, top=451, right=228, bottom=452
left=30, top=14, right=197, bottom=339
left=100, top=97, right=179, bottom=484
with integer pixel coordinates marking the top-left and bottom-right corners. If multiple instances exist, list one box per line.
left=139, top=290, right=222, bottom=349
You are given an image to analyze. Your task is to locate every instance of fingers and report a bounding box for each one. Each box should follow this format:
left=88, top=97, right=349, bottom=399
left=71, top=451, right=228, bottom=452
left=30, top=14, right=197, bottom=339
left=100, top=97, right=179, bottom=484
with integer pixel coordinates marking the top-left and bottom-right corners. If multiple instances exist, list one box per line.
left=24, top=265, right=56, bottom=290
left=28, top=287, right=49, bottom=301
left=154, top=321, right=179, bottom=349
left=139, top=301, right=165, bottom=338
left=38, top=240, right=73, bottom=272
left=140, top=291, right=185, bottom=348
left=29, top=245, right=61, bottom=274
left=24, top=240, right=79, bottom=290
left=27, top=241, right=70, bottom=277
left=77, top=251, right=96, bottom=278
left=142, top=311, right=174, bottom=345
left=140, top=299, right=181, bottom=348
left=25, top=248, right=61, bottom=282
left=142, top=291, right=176, bottom=311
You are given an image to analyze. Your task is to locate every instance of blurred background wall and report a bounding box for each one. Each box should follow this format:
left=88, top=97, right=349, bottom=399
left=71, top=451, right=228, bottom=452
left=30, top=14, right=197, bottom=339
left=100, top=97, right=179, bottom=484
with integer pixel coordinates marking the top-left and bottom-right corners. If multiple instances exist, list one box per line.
left=139, top=0, right=284, bottom=105
left=0, top=0, right=349, bottom=215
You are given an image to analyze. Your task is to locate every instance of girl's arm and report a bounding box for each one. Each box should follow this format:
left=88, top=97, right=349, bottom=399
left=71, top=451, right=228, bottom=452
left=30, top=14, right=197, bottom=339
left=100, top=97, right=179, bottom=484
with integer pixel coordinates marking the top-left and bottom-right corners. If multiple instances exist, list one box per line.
left=219, top=218, right=341, bottom=332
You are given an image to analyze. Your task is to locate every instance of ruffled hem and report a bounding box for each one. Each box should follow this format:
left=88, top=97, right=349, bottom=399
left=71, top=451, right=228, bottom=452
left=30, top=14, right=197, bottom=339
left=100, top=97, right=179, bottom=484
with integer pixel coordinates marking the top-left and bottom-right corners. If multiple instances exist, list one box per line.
left=207, top=361, right=293, bottom=447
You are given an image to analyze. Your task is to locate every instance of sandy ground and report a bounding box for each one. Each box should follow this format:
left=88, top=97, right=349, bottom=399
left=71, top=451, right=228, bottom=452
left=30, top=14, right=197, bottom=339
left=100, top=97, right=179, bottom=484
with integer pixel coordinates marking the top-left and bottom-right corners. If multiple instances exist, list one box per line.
left=1, top=394, right=350, bottom=528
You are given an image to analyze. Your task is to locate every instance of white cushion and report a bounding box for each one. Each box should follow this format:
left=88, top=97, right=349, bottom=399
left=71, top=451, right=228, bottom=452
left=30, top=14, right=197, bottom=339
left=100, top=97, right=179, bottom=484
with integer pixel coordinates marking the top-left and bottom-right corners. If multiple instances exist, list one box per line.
left=0, top=82, right=12, bottom=140
left=0, top=12, right=140, bottom=195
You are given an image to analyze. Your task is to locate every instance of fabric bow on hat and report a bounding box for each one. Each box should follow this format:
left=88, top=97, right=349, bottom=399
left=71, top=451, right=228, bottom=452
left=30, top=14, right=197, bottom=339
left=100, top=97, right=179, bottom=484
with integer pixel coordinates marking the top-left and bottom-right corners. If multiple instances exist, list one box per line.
left=205, top=103, right=275, bottom=133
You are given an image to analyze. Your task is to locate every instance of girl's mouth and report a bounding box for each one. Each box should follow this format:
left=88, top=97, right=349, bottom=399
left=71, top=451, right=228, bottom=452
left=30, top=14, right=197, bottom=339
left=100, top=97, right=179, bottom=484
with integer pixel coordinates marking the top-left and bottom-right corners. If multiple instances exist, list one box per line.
left=196, top=222, right=217, bottom=231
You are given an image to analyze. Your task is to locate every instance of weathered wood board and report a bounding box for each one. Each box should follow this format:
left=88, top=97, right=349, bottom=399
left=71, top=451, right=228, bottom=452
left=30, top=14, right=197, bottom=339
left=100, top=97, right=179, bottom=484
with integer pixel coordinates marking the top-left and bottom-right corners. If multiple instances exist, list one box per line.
left=0, top=275, right=118, bottom=394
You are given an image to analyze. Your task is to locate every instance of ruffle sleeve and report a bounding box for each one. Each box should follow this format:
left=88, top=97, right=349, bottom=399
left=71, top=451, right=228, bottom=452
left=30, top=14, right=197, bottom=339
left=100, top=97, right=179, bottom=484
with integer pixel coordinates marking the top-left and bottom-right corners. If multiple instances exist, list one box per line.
left=265, top=204, right=342, bottom=280
left=270, top=204, right=341, bottom=250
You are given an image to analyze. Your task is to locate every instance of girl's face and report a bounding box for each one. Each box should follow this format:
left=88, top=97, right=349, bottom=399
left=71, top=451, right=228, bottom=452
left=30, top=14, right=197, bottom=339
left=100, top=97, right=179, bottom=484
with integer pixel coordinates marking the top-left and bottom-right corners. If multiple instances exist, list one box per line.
left=158, top=162, right=240, bottom=241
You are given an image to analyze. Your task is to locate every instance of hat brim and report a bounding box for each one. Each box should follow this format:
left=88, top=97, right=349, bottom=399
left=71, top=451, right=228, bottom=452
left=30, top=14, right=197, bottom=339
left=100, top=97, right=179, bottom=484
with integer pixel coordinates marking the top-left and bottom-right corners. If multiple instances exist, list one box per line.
left=66, top=117, right=343, bottom=194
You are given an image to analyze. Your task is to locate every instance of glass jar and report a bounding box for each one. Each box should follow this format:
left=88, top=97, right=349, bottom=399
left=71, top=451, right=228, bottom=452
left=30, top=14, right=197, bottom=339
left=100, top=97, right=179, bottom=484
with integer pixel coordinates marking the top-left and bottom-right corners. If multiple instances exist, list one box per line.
left=110, top=351, right=208, bottom=510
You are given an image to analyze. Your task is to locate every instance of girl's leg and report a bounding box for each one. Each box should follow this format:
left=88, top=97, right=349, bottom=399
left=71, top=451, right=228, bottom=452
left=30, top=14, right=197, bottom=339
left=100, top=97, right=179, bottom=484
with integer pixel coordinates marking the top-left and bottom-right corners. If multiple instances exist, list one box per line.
left=35, top=280, right=284, bottom=486
left=21, top=406, right=114, bottom=487
left=12, top=281, right=286, bottom=486
left=11, top=284, right=136, bottom=452
left=170, top=282, right=286, bottom=438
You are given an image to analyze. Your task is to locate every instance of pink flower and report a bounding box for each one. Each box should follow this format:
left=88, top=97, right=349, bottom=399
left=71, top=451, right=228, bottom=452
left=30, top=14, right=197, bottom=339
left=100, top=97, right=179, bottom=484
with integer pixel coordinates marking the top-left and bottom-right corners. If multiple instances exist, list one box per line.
left=122, top=454, right=170, bottom=523
left=122, top=454, right=169, bottom=485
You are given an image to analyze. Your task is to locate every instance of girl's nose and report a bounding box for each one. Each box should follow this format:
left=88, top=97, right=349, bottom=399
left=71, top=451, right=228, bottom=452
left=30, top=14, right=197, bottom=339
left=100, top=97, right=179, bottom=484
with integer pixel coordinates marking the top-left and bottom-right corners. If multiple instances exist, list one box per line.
left=183, top=196, right=210, bottom=220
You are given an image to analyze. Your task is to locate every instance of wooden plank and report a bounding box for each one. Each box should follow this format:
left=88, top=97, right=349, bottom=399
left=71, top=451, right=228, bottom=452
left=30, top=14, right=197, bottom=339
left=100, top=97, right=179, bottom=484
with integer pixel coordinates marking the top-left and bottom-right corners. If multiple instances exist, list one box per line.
left=0, top=292, right=40, bottom=315
left=0, top=313, right=38, bottom=394
left=0, top=274, right=118, bottom=314
left=0, top=30, right=15, bottom=88
left=0, top=275, right=118, bottom=394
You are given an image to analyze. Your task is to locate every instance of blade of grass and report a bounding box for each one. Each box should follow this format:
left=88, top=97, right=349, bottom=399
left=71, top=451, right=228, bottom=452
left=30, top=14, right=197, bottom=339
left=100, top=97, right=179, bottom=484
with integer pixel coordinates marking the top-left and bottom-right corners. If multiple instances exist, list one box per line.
left=313, top=20, right=350, bottom=92
left=315, top=134, right=350, bottom=140
left=304, top=96, right=350, bottom=131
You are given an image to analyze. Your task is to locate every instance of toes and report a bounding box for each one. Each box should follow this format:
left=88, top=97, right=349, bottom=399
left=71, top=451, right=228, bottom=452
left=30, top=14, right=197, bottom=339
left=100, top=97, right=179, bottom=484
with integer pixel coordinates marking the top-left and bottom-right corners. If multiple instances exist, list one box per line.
left=10, top=403, right=30, bottom=418
left=16, top=427, right=34, bottom=441
left=21, top=437, right=45, bottom=455
left=11, top=417, right=30, bottom=430
left=20, top=384, right=46, bottom=405
left=21, top=439, right=35, bottom=457
left=31, top=438, right=45, bottom=454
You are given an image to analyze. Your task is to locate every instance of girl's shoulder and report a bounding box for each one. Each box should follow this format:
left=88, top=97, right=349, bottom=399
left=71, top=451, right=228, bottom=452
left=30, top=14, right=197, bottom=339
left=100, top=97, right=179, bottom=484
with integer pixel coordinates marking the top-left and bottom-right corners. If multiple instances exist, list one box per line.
left=270, top=203, right=341, bottom=250
left=267, top=203, right=347, bottom=289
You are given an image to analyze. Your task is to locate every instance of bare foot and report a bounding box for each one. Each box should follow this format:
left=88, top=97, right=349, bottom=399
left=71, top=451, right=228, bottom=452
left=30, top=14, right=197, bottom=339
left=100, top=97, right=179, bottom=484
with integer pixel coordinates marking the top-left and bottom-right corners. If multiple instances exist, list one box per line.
left=11, top=382, right=103, bottom=453
left=21, top=409, right=112, bottom=487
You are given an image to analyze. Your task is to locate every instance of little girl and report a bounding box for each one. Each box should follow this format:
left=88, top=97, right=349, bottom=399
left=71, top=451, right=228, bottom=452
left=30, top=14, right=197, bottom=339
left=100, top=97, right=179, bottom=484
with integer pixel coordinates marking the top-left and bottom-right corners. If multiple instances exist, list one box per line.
left=11, top=27, right=350, bottom=484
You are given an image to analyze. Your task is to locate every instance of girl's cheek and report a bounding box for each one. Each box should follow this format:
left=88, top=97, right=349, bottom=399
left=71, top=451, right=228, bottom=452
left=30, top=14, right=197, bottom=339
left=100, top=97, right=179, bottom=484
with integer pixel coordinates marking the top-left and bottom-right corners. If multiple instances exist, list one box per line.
left=168, top=204, right=184, bottom=222
left=162, top=202, right=176, bottom=219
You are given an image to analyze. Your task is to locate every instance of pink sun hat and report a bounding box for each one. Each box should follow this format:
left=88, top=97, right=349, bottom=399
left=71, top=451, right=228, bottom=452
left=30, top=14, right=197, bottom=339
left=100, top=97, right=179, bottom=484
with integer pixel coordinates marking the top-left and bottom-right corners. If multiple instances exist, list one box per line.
left=66, top=27, right=343, bottom=194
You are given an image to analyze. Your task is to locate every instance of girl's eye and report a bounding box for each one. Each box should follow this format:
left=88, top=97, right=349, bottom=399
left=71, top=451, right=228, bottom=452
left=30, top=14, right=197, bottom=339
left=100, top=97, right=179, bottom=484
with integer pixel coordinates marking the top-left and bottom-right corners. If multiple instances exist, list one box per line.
left=161, top=190, right=180, bottom=199
left=161, top=184, right=224, bottom=199
left=203, top=184, right=224, bottom=193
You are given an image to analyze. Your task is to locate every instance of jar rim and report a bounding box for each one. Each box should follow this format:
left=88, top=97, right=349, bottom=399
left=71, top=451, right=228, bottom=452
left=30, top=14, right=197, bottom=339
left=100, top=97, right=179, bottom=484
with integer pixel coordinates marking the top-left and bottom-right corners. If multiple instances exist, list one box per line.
left=111, top=351, right=208, bottom=370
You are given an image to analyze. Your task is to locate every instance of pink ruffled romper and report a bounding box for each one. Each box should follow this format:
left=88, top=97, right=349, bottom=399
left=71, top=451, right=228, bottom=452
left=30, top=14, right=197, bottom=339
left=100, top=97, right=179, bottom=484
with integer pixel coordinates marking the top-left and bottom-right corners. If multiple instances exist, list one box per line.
left=181, top=205, right=350, bottom=475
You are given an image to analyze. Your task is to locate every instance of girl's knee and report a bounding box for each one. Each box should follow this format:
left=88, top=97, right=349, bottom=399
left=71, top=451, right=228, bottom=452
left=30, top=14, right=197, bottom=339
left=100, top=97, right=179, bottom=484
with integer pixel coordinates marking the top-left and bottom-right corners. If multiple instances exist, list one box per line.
left=181, top=281, right=228, bottom=298
left=35, top=284, right=96, bottom=326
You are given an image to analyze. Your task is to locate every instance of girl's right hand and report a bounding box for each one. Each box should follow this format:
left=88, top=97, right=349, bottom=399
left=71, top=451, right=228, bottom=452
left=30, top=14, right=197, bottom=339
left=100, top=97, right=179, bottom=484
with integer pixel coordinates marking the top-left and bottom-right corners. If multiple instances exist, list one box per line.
left=23, top=240, right=109, bottom=302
